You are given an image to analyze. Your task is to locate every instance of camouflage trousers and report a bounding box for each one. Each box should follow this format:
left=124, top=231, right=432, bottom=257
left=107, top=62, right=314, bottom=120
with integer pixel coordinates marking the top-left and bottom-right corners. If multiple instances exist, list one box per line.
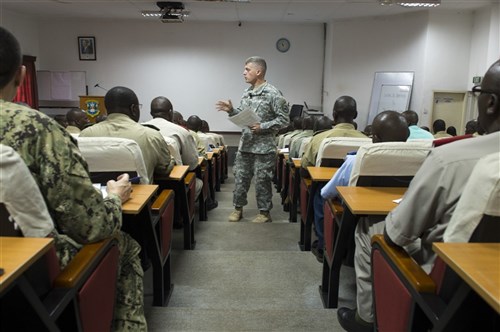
left=54, top=231, right=147, bottom=331
left=233, top=151, right=276, bottom=211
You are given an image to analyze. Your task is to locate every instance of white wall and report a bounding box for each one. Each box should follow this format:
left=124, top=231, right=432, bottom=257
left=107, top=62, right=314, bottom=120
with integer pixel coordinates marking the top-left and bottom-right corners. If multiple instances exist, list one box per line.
left=0, top=9, right=39, bottom=58
left=419, top=11, right=473, bottom=126
left=36, top=20, right=325, bottom=131
left=324, top=12, right=428, bottom=130
left=469, top=3, right=500, bottom=87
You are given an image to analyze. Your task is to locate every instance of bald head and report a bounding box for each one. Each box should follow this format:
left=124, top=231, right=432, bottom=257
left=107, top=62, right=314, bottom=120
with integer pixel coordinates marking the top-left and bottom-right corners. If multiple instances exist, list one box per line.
left=302, top=116, right=314, bottom=130
left=477, top=59, right=500, bottom=134
left=104, top=86, right=140, bottom=122
left=66, top=108, right=89, bottom=130
left=186, top=115, right=202, bottom=132
left=401, top=110, right=419, bottom=126
left=371, top=111, right=409, bottom=143
left=150, top=96, right=173, bottom=122
left=332, top=96, right=357, bottom=124
left=313, top=116, right=333, bottom=132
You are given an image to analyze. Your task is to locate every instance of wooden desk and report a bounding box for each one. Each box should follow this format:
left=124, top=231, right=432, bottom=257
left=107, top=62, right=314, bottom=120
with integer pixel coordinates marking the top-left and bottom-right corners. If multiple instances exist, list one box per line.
left=320, top=186, right=406, bottom=308
left=197, top=157, right=204, bottom=167
left=122, top=184, right=159, bottom=215
left=433, top=243, right=500, bottom=314
left=206, top=152, right=213, bottom=160
left=0, top=237, right=54, bottom=294
left=0, top=237, right=60, bottom=330
left=298, top=166, right=339, bottom=251
left=337, top=186, right=406, bottom=215
left=167, top=165, right=189, bottom=180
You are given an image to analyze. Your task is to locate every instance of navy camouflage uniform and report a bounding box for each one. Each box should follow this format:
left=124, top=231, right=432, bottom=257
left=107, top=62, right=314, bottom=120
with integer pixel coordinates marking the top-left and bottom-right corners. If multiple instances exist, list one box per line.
left=229, top=82, right=289, bottom=211
left=0, top=100, right=147, bottom=331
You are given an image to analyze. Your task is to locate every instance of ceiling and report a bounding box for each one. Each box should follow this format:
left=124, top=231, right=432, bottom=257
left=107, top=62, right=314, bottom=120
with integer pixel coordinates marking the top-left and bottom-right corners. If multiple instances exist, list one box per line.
left=0, top=0, right=496, bottom=23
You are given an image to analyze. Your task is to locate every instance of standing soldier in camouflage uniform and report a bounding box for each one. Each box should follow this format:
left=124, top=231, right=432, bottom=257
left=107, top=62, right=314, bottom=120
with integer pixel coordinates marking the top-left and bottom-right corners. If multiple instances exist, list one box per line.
left=216, top=56, right=289, bottom=223
left=0, top=27, right=147, bottom=331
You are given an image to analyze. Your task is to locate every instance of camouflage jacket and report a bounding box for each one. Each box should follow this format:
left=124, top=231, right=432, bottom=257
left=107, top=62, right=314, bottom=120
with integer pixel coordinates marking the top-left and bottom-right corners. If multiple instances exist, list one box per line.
left=0, top=100, right=122, bottom=267
left=229, top=82, right=289, bottom=154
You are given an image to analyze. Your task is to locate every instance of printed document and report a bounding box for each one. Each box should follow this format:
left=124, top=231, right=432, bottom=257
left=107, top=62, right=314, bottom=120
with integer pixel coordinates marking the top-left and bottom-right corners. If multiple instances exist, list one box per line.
left=228, top=109, right=261, bottom=128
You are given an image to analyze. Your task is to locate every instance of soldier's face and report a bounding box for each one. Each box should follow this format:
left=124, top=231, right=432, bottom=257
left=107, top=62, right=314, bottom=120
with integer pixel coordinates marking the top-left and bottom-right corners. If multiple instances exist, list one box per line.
left=243, top=63, right=259, bottom=85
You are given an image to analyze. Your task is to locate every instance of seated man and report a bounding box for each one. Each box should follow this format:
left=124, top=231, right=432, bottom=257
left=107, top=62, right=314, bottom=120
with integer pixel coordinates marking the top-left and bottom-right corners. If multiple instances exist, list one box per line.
left=80, top=86, right=174, bottom=182
left=65, top=107, right=90, bottom=134
left=312, top=111, right=409, bottom=262
left=337, top=59, right=500, bottom=332
left=185, top=115, right=208, bottom=157
left=0, top=27, right=146, bottom=331
left=143, top=96, right=202, bottom=198
left=401, top=110, right=434, bottom=140
left=300, top=96, right=367, bottom=177
left=432, top=118, right=452, bottom=139
left=288, top=116, right=314, bottom=158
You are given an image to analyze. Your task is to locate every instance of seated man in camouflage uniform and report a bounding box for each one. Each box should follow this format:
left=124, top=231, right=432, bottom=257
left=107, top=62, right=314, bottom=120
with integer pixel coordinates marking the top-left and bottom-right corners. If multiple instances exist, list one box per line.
left=0, top=27, right=147, bottom=331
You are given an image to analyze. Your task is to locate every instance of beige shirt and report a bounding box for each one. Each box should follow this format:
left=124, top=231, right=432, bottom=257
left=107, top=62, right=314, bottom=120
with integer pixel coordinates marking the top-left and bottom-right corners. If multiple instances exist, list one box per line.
left=301, top=123, right=367, bottom=169
left=143, top=117, right=199, bottom=170
left=80, top=113, right=173, bottom=182
left=65, top=125, right=81, bottom=134
left=433, top=131, right=452, bottom=139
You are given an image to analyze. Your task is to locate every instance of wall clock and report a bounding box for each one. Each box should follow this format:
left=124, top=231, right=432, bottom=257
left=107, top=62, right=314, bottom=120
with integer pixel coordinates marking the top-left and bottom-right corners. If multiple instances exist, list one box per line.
left=276, top=38, right=290, bottom=53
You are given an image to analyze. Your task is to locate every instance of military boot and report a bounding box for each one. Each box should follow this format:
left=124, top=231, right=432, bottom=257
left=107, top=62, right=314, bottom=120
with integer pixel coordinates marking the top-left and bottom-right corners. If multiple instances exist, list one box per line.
left=228, top=207, right=243, bottom=222
left=252, top=211, right=272, bottom=223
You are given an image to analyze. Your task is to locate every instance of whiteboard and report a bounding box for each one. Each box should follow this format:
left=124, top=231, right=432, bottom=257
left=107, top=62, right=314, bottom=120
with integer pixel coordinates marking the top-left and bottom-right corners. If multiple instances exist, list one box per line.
left=367, top=72, right=414, bottom=125
left=37, top=71, right=86, bottom=101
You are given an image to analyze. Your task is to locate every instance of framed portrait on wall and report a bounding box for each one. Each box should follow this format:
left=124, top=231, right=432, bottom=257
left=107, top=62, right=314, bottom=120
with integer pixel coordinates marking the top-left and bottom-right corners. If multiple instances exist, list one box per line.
left=78, top=36, right=96, bottom=61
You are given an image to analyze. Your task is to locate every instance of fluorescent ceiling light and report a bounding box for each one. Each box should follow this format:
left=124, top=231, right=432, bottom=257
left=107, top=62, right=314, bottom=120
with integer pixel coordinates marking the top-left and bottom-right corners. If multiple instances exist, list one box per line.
left=397, top=0, right=440, bottom=7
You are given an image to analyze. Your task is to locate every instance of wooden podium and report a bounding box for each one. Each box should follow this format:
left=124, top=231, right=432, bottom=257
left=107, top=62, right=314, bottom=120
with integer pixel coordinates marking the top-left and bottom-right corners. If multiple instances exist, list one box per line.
left=79, top=95, right=107, bottom=122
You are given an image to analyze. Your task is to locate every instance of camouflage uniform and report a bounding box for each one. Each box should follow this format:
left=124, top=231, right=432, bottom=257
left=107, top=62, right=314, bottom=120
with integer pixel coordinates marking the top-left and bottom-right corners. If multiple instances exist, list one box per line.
left=0, top=100, right=147, bottom=331
left=229, top=82, right=289, bottom=211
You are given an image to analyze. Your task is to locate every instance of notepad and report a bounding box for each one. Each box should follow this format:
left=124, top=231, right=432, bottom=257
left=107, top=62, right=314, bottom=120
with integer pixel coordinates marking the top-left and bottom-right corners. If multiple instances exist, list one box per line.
left=93, top=183, right=108, bottom=198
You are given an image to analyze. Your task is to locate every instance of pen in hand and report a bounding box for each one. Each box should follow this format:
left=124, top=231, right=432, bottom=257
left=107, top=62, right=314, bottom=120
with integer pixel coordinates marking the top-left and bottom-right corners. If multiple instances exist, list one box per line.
left=129, top=176, right=141, bottom=184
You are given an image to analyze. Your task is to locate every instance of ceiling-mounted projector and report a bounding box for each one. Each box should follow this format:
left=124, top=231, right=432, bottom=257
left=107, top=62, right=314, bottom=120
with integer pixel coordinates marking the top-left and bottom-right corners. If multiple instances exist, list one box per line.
left=157, top=1, right=188, bottom=23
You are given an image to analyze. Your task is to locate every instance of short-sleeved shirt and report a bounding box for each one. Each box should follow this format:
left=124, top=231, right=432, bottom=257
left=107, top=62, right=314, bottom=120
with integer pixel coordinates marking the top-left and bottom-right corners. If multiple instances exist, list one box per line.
left=385, top=133, right=500, bottom=268
left=407, top=125, right=434, bottom=140
left=301, top=123, right=367, bottom=169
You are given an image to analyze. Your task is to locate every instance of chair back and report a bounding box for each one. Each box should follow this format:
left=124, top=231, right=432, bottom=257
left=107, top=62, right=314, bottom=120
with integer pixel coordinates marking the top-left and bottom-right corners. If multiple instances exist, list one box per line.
left=315, top=137, right=371, bottom=167
left=349, top=141, right=432, bottom=187
left=0, top=144, right=54, bottom=237
left=77, top=137, right=150, bottom=184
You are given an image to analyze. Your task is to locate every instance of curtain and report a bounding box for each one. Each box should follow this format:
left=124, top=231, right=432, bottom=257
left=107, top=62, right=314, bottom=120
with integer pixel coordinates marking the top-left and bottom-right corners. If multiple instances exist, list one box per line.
left=13, top=55, right=39, bottom=110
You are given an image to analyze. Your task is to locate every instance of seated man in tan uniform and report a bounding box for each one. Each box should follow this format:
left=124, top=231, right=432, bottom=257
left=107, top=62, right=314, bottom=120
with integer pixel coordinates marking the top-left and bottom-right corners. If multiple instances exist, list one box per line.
left=300, top=95, right=367, bottom=177
left=80, top=86, right=174, bottom=182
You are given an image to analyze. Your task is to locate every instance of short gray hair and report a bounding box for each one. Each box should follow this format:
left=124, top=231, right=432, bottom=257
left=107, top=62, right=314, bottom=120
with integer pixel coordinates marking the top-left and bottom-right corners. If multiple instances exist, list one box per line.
left=245, top=56, right=267, bottom=75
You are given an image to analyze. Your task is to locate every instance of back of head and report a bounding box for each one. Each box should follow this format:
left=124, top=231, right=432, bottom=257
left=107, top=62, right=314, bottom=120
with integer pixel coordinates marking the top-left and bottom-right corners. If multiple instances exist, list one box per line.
left=371, top=110, right=409, bottom=143
left=302, top=116, right=314, bottom=130
left=201, top=120, right=210, bottom=133
left=313, top=116, right=333, bottom=132
left=293, top=116, right=302, bottom=130
left=0, top=27, right=22, bottom=93
left=245, top=56, right=267, bottom=76
left=104, top=86, right=139, bottom=120
left=54, top=114, right=68, bottom=128
left=465, top=119, right=478, bottom=135
left=66, top=107, right=89, bottom=129
left=186, top=115, right=202, bottom=132
left=150, top=96, right=173, bottom=122
left=446, top=126, right=457, bottom=136
left=363, top=124, right=373, bottom=137
left=172, top=111, right=185, bottom=126
left=332, top=96, right=357, bottom=124
left=433, top=119, right=446, bottom=133
left=401, top=110, right=418, bottom=126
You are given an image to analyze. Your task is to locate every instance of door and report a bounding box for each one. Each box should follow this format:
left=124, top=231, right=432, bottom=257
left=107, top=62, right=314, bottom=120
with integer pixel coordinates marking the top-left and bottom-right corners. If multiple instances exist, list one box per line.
left=432, top=91, right=467, bottom=135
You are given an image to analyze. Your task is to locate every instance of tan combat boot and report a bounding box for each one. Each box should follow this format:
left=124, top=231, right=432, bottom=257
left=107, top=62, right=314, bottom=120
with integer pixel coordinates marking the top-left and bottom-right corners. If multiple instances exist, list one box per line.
left=228, top=207, right=243, bottom=222
left=252, top=211, right=272, bottom=223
